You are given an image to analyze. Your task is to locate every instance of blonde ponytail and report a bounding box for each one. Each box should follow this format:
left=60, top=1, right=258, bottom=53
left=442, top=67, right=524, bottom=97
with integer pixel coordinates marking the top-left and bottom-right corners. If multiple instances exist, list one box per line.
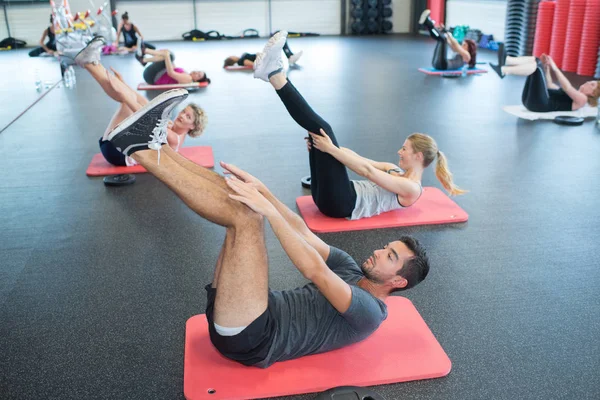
left=435, top=150, right=466, bottom=196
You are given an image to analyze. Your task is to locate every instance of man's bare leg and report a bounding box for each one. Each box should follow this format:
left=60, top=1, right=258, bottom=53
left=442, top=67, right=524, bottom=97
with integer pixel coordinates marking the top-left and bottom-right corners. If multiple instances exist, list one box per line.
left=102, top=103, right=134, bottom=140
left=161, top=145, right=229, bottom=191
left=131, top=147, right=269, bottom=326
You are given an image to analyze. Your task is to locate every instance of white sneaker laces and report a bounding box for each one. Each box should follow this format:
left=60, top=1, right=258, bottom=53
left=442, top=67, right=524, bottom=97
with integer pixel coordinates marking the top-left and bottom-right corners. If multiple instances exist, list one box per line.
left=148, top=119, right=169, bottom=165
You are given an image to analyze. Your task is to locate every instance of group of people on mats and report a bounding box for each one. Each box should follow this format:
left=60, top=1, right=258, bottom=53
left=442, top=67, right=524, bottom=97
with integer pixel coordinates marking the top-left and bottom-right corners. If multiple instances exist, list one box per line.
left=70, top=6, right=600, bottom=369
left=419, top=10, right=599, bottom=113
left=76, top=29, right=453, bottom=368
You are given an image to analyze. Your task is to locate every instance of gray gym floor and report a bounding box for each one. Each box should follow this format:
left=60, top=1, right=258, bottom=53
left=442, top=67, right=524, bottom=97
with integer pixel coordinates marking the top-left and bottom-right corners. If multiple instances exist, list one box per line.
left=1, top=36, right=599, bottom=400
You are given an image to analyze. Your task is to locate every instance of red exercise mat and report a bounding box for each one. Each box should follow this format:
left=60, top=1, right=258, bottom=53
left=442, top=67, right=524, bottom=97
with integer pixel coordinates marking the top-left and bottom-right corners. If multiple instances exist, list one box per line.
left=137, top=81, right=210, bottom=90
left=183, top=297, right=451, bottom=400
left=562, top=0, right=586, bottom=72
left=86, top=146, right=215, bottom=176
left=296, top=187, right=468, bottom=233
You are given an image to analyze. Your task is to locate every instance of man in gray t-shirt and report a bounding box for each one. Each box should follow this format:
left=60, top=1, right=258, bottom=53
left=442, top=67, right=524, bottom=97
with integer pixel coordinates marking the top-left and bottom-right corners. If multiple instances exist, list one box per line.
left=203, top=163, right=430, bottom=368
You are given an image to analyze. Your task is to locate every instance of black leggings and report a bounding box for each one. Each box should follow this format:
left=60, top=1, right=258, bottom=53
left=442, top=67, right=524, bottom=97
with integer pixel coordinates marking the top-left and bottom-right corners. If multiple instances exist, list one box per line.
left=425, top=24, right=463, bottom=70
left=520, top=60, right=571, bottom=112
left=28, top=43, right=56, bottom=57
left=143, top=53, right=175, bottom=84
left=276, top=81, right=356, bottom=218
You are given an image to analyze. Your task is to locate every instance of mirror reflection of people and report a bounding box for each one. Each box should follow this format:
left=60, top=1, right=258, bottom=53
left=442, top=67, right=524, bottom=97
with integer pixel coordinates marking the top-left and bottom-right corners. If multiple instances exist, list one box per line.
left=29, top=15, right=57, bottom=57
left=113, top=12, right=155, bottom=53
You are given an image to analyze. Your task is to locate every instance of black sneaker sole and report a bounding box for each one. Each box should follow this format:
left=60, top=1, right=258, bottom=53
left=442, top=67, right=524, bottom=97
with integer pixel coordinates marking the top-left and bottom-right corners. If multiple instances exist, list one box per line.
left=107, top=89, right=188, bottom=156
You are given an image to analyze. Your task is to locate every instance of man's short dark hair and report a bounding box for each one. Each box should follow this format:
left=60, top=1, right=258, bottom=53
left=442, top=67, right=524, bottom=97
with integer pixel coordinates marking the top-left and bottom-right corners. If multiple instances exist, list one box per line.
left=394, top=236, right=429, bottom=292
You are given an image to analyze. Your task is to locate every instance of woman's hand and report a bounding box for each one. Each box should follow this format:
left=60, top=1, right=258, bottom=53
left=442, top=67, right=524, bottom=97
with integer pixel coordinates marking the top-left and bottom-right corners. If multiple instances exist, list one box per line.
left=226, top=175, right=276, bottom=217
left=308, top=129, right=336, bottom=154
left=221, top=161, right=267, bottom=194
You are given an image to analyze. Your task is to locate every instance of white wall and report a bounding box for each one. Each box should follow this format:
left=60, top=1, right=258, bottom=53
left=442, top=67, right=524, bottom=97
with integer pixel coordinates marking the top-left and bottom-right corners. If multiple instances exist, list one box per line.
left=271, top=0, right=340, bottom=35
left=117, top=0, right=341, bottom=39
left=446, top=0, right=507, bottom=41
left=116, top=0, right=194, bottom=41
left=2, top=3, right=50, bottom=47
left=391, top=0, right=411, bottom=33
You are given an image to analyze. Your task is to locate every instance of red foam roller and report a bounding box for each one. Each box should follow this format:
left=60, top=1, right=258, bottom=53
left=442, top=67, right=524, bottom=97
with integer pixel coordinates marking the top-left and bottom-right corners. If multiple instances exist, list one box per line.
left=562, top=0, right=586, bottom=72
left=549, top=0, right=570, bottom=68
left=533, top=1, right=556, bottom=58
left=577, top=0, right=600, bottom=76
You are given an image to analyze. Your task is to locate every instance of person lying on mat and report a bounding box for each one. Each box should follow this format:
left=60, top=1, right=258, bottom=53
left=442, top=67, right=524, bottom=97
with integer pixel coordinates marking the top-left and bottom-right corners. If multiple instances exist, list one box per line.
left=254, top=31, right=465, bottom=220
left=223, top=38, right=303, bottom=68
left=29, top=14, right=57, bottom=57
left=419, top=9, right=477, bottom=70
left=72, top=38, right=206, bottom=167
left=113, top=12, right=155, bottom=53
left=137, top=47, right=210, bottom=86
left=490, top=52, right=600, bottom=112
left=103, top=88, right=430, bottom=368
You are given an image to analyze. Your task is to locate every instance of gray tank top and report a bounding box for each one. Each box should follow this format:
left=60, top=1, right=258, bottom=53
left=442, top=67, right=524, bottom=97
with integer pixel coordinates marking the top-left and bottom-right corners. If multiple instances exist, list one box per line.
left=349, top=171, right=423, bottom=220
left=349, top=180, right=403, bottom=220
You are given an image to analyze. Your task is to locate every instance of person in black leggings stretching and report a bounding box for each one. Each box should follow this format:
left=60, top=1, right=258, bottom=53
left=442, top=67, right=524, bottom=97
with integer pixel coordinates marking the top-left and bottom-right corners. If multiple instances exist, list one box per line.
left=490, top=52, right=600, bottom=112
left=29, top=15, right=57, bottom=57
left=252, top=32, right=465, bottom=220
left=419, top=9, right=477, bottom=70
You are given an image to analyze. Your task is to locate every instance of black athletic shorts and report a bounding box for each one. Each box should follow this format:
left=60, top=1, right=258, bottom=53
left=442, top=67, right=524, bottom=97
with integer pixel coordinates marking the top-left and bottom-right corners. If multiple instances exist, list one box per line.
left=204, top=284, right=275, bottom=366
left=99, top=138, right=126, bottom=166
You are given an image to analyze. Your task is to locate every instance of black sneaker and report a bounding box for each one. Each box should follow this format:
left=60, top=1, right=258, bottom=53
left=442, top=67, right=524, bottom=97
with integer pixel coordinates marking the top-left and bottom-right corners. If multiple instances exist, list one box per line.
left=107, top=89, right=188, bottom=156
left=489, top=63, right=504, bottom=79
left=135, top=52, right=147, bottom=66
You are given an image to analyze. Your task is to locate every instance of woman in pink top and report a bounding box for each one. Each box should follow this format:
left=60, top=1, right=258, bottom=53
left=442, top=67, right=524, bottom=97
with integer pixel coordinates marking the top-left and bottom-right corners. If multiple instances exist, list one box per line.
left=139, top=47, right=210, bottom=86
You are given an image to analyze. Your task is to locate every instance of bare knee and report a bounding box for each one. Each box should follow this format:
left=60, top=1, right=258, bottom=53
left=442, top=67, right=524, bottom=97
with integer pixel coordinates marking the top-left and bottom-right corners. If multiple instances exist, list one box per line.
left=231, top=207, right=264, bottom=231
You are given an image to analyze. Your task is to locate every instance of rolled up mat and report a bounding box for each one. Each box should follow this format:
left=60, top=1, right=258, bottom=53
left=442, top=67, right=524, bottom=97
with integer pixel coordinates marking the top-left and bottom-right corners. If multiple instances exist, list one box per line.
left=562, top=0, right=586, bottom=72
left=533, top=0, right=555, bottom=58
left=549, top=0, right=570, bottom=69
left=577, top=0, right=600, bottom=76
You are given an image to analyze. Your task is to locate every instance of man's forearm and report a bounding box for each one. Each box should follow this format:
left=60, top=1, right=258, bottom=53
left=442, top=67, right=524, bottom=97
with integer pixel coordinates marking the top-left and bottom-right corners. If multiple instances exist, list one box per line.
left=262, top=188, right=309, bottom=235
left=266, top=213, right=324, bottom=279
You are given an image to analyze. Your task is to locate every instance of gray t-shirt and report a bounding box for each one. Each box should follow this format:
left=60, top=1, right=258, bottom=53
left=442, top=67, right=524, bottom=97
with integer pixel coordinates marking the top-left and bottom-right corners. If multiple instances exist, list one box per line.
left=256, top=247, right=388, bottom=368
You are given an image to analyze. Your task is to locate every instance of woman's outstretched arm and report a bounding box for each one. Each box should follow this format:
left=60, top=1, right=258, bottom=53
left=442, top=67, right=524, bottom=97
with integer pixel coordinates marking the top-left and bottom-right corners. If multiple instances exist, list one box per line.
left=309, top=130, right=421, bottom=202
left=547, top=56, right=588, bottom=109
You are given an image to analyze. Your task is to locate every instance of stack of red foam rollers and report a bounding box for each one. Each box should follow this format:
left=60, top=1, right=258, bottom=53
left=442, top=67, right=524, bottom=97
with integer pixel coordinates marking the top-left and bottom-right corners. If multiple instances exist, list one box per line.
left=532, top=0, right=599, bottom=75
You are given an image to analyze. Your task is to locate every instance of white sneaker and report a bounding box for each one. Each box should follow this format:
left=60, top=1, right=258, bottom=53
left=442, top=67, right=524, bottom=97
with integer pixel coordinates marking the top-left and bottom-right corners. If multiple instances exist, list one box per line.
left=74, top=37, right=105, bottom=67
left=288, top=50, right=303, bottom=66
left=419, top=9, right=431, bottom=25
left=253, top=31, right=288, bottom=82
